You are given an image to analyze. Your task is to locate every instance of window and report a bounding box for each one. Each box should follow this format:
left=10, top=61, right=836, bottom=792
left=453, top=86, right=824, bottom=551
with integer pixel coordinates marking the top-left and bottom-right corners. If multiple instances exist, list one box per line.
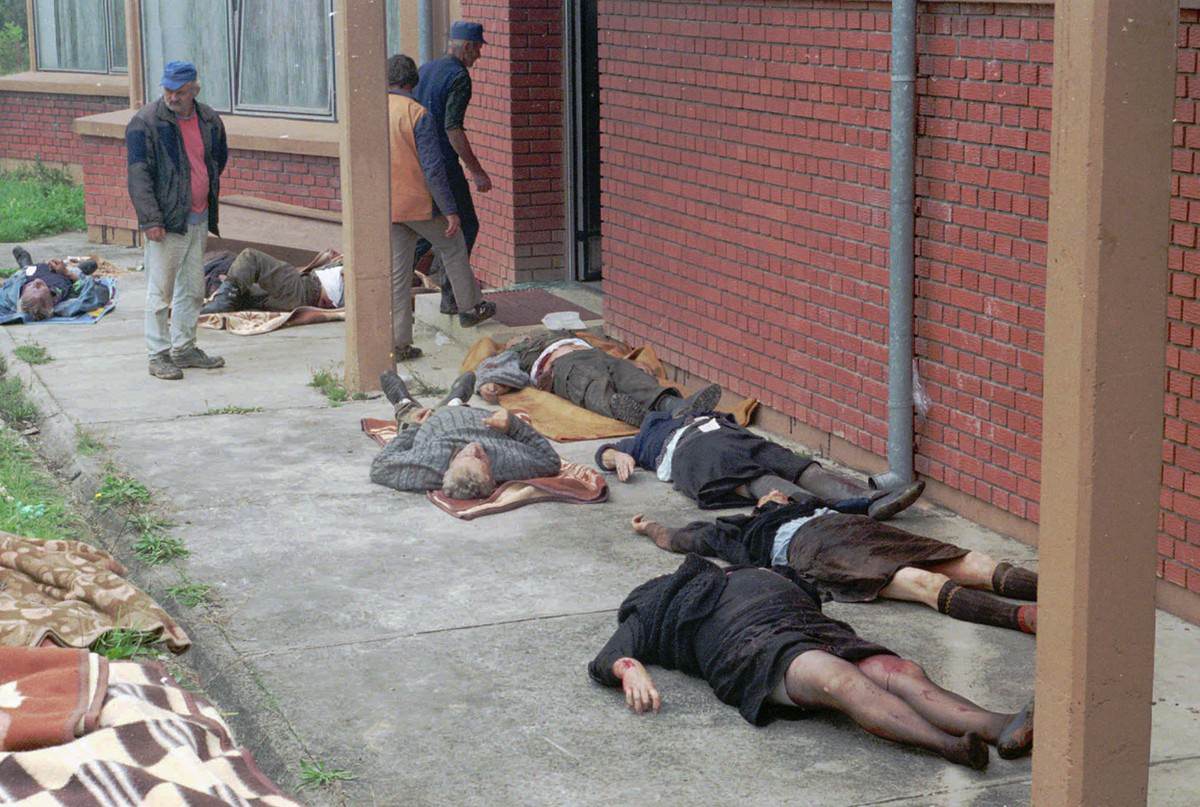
left=35, top=0, right=126, bottom=74
left=141, top=0, right=334, bottom=120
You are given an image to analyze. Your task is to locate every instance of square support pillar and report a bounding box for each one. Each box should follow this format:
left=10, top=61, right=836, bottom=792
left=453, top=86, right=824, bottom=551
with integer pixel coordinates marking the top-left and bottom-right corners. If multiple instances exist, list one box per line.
left=335, top=0, right=394, bottom=393
left=1032, top=2, right=1177, bottom=805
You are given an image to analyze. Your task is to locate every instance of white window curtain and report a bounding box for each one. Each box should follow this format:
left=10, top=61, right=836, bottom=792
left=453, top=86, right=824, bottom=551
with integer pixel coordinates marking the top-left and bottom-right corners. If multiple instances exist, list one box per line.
left=236, top=0, right=333, bottom=115
left=108, top=0, right=127, bottom=72
left=35, top=0, right=107, bottom=72
left=141, top=0, right=233, bottom=112
left=386, top=0, right=403, bottom=57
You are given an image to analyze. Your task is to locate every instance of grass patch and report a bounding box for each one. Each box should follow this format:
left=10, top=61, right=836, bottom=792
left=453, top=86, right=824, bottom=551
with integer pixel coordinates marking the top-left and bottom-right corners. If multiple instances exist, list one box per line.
left=90, top=628, right=162, bottom=661
left=0, top=375, right=38, bottom=425
left=309, top=366, right=368, bottom=407
left=13, top=342, right=51, bottom=365
left=194, top=405, right=263, bottom=416
left=407, top=371, right=447, bottom=398
left=167, top=580, right=212, bottom=608
left=0, top=428, right=78, bottom=539
left=75, top=427, right=107, bottom=456
left=95, top=471, right=151, bottom=510
left=298, top=760, right=356, bottom=790
left=128, top=513, right=187, bottom=565
left=0, top=164, right=86, bottom=242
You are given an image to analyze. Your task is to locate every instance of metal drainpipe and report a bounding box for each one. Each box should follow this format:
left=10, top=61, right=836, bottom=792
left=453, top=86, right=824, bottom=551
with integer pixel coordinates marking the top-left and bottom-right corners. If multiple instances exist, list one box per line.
left=870, top=0, right=917, bottom=490
left=418, top=0, right=435, bottom=64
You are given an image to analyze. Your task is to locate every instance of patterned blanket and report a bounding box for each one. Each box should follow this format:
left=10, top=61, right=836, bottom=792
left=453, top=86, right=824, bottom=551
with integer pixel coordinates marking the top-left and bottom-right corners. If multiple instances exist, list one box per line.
left=198, top=306, right=344, bottom=335
left=360, top=419, right=608, bottom=519
left=0, top=655, right=301, bottom=805
left=0, top=533, right=189, bottom=653
left=0, top=647, right=107, bottom=752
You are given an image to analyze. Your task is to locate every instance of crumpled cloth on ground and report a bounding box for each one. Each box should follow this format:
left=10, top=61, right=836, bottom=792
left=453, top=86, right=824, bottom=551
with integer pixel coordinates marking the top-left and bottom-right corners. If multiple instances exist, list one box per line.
left=0, top=533, right=189, bottom=653
left=0, top=655, right=302, bottom=805
left=198, top=306, right=345, bottom=335
left=0, top=647, right=107, bottom=752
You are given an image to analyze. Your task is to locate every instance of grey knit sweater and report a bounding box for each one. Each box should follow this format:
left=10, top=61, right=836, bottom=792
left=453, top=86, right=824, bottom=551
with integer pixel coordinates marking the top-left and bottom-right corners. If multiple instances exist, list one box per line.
left=369, top=406, right=562, bottom=492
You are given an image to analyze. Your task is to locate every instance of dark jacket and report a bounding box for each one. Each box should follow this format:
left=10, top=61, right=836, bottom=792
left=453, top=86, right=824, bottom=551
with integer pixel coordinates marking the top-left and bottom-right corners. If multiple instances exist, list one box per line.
left=125, top=98, right=228, bottom=236
left=415, top=55, right=470, bottom=173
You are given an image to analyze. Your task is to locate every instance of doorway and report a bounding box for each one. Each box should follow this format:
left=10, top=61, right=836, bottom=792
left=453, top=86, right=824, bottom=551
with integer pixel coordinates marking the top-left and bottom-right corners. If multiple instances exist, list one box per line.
left=565, top=0, right=602, bottom=281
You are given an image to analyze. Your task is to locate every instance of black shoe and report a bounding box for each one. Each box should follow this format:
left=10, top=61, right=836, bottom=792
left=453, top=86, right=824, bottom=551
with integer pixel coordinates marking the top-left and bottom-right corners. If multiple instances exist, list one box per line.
left=395, top=344, right=424, bottom=361
left=459, top=300, right=496, bottom=328
left=76, top=259, right=98, bottom=276
left=200, top=280, right=243, bottom=314
left=867, top=480, right=926, bottom=521
left=436, top=371, right=476, bottom=407
left=609, top=393, right=650, bottom=426
left=12, top=247, right=33, bottom=269
left=379, top=371, right=412, bottom=406
left=676, top=383, right=722, bottom=418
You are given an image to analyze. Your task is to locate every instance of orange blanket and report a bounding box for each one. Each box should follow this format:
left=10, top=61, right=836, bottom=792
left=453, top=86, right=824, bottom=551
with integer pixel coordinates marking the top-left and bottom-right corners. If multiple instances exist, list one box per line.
left=461, top=333, right=759, bottom=441
left=0, top=647, right=107, bottom=752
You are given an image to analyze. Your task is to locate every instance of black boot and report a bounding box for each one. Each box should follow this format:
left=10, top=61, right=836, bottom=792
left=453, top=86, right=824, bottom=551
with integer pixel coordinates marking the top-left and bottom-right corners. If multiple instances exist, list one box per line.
left=12, top=246, right=33, bottom=269
left=435, top=372, right=476, bottom=407
left=609, top=393, right=650, bottom=426
left=379, top=371, right=413, bottom=406
left=200, top=280, right=244, bottom=314
left=439, top=278, right=459, bottom=315
left=76, top=259, right=98, bottom=276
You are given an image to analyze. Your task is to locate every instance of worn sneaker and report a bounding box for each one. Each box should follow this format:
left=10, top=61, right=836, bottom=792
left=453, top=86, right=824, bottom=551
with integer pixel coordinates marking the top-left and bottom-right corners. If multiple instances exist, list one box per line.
left=379, top=370, right=413, bottom=406
left=170, top=346, right=225, bottom=369
left=436, top=371, right=476, bottom=407
left=609, top=393, right=650, bottom=426
left=148, top=351, right=183, bottom=380
left=200, top=280, right=243, bottom=314
left=459, top=300, right=497, bottom=328
left=867, top=480, right=926, bottom=521
left=676, top=383, right=722, bottom=418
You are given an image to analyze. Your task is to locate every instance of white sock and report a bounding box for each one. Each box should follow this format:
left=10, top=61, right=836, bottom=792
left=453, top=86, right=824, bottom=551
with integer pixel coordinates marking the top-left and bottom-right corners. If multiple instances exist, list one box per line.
left=447, top=397, right=463, bottom=407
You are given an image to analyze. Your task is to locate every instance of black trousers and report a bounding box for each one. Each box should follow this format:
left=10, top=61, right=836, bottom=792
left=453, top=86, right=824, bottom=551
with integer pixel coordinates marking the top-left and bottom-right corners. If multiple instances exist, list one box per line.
left=550, top=350, right=677, bottom=418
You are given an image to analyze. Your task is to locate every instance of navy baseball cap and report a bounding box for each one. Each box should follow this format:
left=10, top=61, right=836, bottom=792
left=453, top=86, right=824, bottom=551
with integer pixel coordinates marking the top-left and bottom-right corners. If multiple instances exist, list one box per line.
left=161, top=60, right=197, bottom=90
left=449, top=21, right=486, bottom=44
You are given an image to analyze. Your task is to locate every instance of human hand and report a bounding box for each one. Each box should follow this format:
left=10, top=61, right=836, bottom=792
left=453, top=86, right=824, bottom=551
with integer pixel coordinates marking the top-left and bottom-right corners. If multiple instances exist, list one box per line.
left=444, top=214, right=461, bottom=238
left=615, top=659, right=660, bottom=714
left=413, top=407, right=435, bottom=424
left=630, top=514, right=655, bottom=535
left=143, top=226, right=166, bottom=242
left=613, top=452, right=636, bottom=482
left=757, top=489, right=790, bottom=508
left=472, top=170, right=492, bottom=193
left=484, top=408, right=510, bottom=432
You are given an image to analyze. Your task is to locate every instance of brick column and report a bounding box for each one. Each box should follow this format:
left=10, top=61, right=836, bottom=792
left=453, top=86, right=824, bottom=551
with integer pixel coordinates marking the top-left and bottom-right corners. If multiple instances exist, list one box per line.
left=460, top=0, right=564, bottom=286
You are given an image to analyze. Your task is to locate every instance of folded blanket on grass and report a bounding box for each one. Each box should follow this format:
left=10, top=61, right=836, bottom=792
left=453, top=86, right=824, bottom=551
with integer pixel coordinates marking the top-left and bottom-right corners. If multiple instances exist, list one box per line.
left=461, top=333, right=759, bottom=441
left=0, top=533, right=189, bottom=653
left=360, top=418, right=608, bottom=519
left=198, top=305, right=345, bottom=335
left=0, top=655, right=301, bottom=805
left=0, top=647, right=107, bottom=752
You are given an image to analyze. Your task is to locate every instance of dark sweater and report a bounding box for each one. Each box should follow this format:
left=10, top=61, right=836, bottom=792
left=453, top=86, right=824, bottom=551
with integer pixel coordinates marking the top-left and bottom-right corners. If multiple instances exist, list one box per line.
left=594, top=411, right=688, bottom=471
left=369, top=406, right=561, bottom=492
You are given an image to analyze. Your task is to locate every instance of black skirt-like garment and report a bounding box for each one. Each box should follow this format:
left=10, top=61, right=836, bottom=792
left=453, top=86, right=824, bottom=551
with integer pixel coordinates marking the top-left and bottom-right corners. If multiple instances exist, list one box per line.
left=672, top=422, right=818, bottom=509
left=788, top=514, right=970, bottom=603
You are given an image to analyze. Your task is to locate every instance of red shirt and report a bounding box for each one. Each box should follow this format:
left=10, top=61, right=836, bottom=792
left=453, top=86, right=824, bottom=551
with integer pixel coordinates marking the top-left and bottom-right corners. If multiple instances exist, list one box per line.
left=177, top=113, right=209, bottom=214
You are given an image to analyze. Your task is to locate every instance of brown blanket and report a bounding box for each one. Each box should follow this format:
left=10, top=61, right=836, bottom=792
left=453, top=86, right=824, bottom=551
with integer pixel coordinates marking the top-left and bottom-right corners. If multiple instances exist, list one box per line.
left=0, top=533, right=190, bottom=653
left=461, top=334, right=759, bottom=441
left=0, top=657, right=301, bottom=805
left=0, top=647, right=107, bottom=752
left=198, top=305, right=345, bottom=335
left=360, top=419, right=608, bottom=519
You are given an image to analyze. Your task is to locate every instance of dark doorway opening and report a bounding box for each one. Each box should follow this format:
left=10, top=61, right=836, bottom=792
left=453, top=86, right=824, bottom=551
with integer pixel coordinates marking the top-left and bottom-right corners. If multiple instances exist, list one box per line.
left=565, top=0, right=602, bottom=282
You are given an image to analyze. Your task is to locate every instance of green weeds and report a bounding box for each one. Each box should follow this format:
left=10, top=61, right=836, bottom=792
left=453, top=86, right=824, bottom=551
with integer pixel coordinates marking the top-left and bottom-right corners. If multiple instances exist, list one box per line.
left=0, top=428, right=78, bottom=539
left=90, top=628, right=162, bottom=661
left=95, top=471, right=151, bottom=510
left=298, top=760, right=356, bottom=790
left=13, top=342, right=51, bottom=365
left=309, top=365, right=368, bottom=406
left=128, top=513, right=187, bottom=565
left=75, top=427, right=107, bottom=456
left=167, top=579, right=212, bottom=608
left=195, top=405, right=263, bottom=416
left=0, top=376, right=38, bottom=426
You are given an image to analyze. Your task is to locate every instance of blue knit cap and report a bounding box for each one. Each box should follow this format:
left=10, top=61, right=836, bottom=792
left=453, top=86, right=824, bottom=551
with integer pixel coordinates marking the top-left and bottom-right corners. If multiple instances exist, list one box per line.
left=161, top=61, right=197, bottom=90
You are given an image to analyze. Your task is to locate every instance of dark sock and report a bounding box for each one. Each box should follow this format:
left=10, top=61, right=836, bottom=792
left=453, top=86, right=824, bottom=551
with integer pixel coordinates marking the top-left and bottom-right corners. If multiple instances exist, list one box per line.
left=991, top=562, right=1038, bottom=601
left=937, top=582, right=1035, bottom=634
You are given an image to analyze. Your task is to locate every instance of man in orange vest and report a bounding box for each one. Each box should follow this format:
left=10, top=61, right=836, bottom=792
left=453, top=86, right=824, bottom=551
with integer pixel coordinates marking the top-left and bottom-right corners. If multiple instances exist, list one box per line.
left=387, top=54, right=495, bottom=361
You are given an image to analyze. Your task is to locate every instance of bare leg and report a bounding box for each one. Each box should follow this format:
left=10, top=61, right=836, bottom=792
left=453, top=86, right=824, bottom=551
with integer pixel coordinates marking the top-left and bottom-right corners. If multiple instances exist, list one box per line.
left=926, top=551, right=1001, bottom=589
left=879, top=566, right=948, bottom=609
left=772, top=650, right=989, bottom=769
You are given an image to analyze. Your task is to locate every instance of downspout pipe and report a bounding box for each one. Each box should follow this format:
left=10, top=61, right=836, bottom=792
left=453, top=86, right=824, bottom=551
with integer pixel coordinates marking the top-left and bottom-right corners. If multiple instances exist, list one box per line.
left=871, top=0, right=917, bottom=490
left=418, top=0, right=435, bottom=64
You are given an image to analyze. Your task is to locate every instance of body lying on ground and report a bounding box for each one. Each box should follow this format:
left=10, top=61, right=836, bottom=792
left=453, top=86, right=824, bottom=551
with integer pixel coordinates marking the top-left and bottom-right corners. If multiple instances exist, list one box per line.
left=369, top=370, right=562, bottom=498
left=629, top=489, right=1037, bottom=633
left=475, top=329, right=723, bottom=426
left=201, top=248, right=345, bottom=314
left=596, top=411, right=924, bottom=520
left=0, top=246, right=107, bottom=323
left=590, top=554, right=1034, bottom=770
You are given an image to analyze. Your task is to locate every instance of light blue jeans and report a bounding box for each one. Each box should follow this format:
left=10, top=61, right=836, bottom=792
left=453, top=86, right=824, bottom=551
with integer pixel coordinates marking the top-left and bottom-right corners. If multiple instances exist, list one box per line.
left=144, top=222, right=207, bottom=356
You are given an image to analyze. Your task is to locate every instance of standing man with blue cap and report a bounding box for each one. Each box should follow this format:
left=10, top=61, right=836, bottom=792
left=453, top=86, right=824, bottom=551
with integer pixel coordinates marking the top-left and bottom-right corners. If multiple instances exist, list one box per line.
left=416, top=21, right=494, bottom=322
left=125, top=60, right=228, bottom=380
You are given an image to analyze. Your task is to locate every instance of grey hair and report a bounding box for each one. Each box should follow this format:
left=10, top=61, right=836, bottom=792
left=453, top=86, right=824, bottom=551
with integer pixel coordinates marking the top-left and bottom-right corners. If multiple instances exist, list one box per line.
left=17, top=287, right=53, bottom=321
left=441, top=463, right=496, bottom=500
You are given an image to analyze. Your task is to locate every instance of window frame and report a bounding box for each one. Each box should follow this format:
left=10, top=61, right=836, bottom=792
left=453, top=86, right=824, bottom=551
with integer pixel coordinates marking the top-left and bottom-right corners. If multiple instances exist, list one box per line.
left=33, top=0, right=127, bottom=75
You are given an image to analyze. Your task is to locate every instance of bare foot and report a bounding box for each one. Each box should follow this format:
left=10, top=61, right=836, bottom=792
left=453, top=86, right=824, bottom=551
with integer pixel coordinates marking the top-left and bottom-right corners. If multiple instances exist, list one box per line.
left=997, top=700, right=1034, bottom=759
left=631, top=514, right=654, bottom=535
left=944, top=732, right=989, bottom=770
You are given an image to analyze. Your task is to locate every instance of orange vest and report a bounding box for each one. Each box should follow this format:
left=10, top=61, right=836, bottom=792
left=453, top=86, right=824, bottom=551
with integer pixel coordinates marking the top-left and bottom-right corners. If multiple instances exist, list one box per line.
left=389, top=93, right=435, bottom=223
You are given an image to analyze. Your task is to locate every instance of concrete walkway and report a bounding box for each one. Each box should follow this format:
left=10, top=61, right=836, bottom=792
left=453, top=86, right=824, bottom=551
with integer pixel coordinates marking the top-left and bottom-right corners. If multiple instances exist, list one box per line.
left=3, top=233, right=1198, bottom=806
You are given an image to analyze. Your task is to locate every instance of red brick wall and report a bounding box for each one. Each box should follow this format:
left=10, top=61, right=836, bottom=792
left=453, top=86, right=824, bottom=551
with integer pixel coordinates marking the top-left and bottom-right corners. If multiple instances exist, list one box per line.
left=1163, top=9, right=1200, bottom=596
left=80, top=137, right=340, bottom=236
left=461, top=0, right=565, bottom=286
left=0, top=91, right=127, bottom=166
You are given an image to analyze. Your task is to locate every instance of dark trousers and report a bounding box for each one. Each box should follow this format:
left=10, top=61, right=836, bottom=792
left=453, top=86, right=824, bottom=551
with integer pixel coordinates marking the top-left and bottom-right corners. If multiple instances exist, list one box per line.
left=429, top=169, right=479, bottom=309
left=550, top=350, right=677, bottom=418
left=228, top=249, right=321, bottom=311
